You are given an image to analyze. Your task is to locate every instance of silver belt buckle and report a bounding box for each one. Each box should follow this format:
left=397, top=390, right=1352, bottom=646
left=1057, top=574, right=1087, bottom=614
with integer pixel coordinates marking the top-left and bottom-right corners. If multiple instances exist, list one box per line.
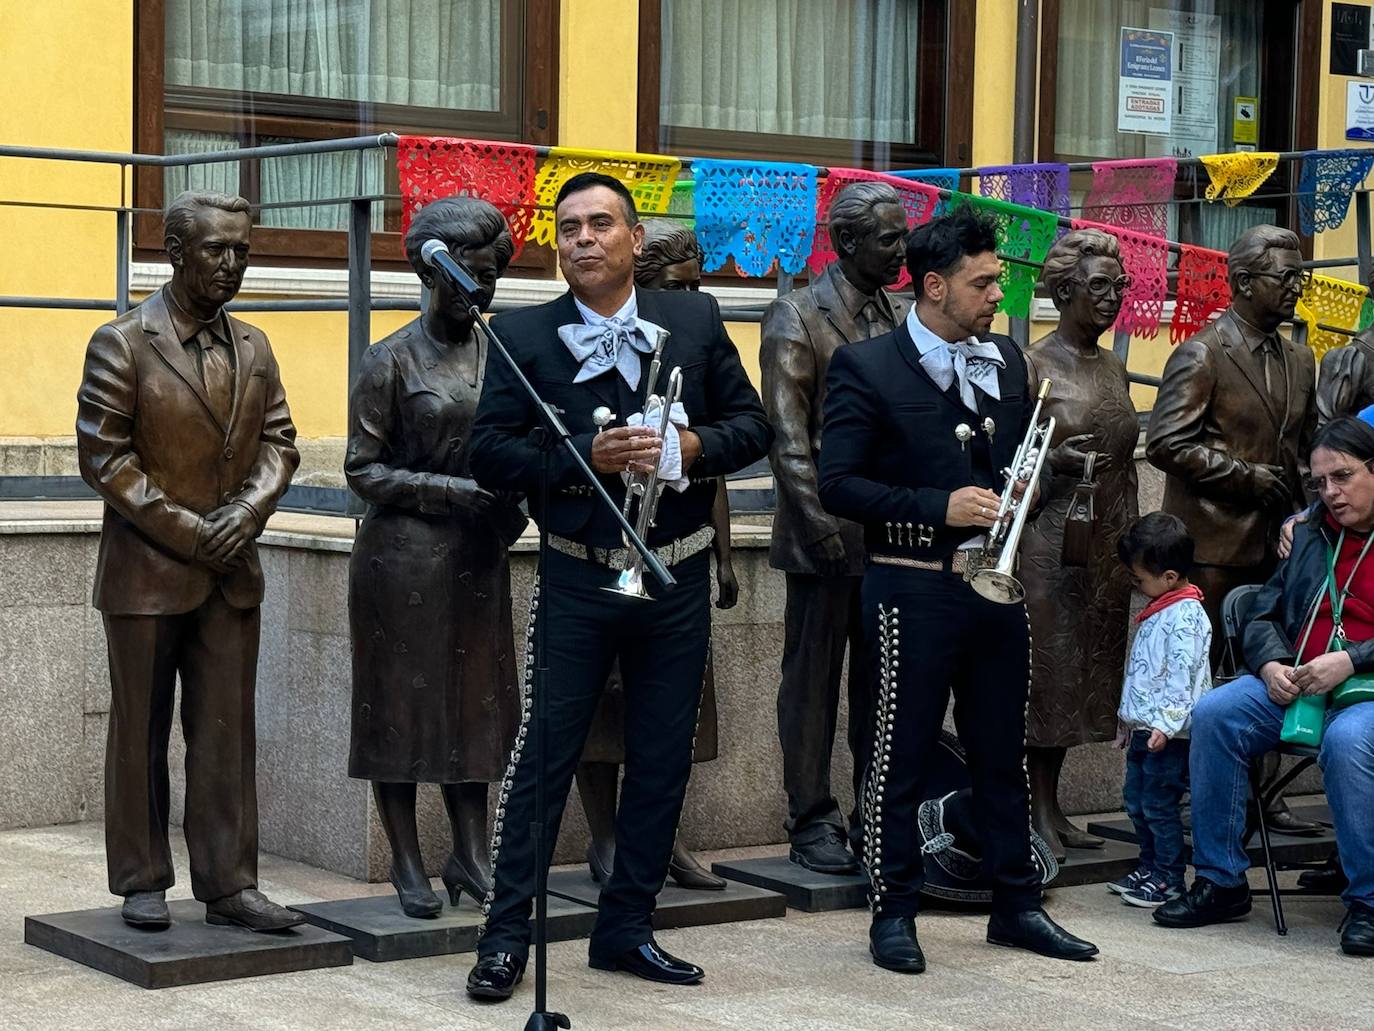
left=960, top=547, right=990, bottom=583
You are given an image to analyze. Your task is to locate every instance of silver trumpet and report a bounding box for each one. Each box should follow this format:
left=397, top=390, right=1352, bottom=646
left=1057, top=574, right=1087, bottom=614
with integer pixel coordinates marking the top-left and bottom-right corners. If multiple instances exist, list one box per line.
left=969, top=378, right=1056, bottom=605
left=604, top=329, right=683, bottom=600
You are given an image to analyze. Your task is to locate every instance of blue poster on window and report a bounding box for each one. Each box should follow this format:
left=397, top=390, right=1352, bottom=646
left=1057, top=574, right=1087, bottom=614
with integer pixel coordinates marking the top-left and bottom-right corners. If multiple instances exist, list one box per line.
left=1118, top=28, right=1174, bottom=136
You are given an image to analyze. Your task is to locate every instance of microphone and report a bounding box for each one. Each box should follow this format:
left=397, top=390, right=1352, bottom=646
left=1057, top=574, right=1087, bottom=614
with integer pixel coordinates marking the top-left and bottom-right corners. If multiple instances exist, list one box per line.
left=419, top=239, right=482, bottom=304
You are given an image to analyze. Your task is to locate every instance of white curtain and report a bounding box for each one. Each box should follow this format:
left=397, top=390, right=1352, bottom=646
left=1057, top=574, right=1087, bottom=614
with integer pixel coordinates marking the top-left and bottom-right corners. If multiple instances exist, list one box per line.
left=165, top=0, right=501, bottom=111
left=1054, top=0, right=1262, bottom=160
left=163, top=129, right=241, bottom=199
left=660, top=0, right=917, bottom=143
left=258, top=136, right=387, bottom=230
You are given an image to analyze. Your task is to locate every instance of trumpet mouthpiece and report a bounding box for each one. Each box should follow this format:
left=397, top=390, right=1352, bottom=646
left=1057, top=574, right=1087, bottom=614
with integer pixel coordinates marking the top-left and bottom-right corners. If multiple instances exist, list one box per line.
left=1036, top=379, right=1052, bottom=400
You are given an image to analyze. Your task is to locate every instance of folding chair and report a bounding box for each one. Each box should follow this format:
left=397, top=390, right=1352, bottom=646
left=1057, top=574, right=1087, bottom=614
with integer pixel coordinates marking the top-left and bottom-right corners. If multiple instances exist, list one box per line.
left=1216, top=584, right=1326, bottom=936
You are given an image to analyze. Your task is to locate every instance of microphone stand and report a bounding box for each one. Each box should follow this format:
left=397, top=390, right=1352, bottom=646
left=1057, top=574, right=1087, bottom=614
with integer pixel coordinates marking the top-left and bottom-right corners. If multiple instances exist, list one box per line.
left=459, top=294, right=675, bottom=1031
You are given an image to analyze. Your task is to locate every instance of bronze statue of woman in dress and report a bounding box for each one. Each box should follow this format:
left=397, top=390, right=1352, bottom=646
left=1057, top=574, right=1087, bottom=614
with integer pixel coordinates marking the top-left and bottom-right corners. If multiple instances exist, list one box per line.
left=1021, top=228, right=1139, bottom=860
left=574, top=219, right=738, bottom=890
left=346, top=196, right=527, bottom=917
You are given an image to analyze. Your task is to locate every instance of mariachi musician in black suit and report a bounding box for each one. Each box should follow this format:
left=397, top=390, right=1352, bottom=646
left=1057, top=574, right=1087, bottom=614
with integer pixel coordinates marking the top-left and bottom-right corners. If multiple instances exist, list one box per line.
left=818, top=209, right=1098, bottom=973
left=465, top=173, right=771, bottom=1002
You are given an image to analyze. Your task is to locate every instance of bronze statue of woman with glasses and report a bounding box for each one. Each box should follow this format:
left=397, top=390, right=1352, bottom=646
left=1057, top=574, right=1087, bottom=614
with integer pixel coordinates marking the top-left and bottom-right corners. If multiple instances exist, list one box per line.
left=1018, top=228, right=1139, bottom=860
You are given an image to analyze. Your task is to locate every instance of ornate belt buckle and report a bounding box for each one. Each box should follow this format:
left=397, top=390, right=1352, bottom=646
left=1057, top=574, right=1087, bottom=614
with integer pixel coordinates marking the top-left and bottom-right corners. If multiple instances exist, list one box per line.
left=960, top=547, right=990, bottom=584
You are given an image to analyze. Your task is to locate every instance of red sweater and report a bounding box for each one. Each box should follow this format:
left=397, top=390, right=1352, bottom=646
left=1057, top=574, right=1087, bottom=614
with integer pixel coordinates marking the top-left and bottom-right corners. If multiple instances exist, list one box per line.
left=1299, top=518, right=1374, bottom=663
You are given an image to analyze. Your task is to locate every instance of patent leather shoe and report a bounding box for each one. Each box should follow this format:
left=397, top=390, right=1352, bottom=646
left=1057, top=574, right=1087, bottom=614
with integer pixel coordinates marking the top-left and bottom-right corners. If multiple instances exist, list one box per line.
left=121, top=890, right=170, bottom=930
left=466, top=952, right=525, bottom=1001
left=987, top=908, right=1098, bottom=960
left=589, top=939, right=704, bottom=985
left=1153, top=877, right=1251, bottom=928
left=204, top=888, right=305, bottom=932
left=869, top=916, right=925, bottom=973
left=789, top=832, right=859, bottom=875
left=1341, top=902, right=1374, bottom=957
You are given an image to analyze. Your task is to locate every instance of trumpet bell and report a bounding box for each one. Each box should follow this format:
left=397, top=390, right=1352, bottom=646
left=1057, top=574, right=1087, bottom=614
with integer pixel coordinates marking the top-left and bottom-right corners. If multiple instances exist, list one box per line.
left=601, top=566, right=656, bottom=601
left=970, top=569, right=1025, bottom=605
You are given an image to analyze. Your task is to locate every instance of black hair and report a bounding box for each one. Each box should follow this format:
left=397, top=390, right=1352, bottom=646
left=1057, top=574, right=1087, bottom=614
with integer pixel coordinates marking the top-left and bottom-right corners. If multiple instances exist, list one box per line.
left=1311, top=415, right=1374, bottom=465
left=904, top=208, right=1000, bottom=297
left=1117, top=512, right=1195, bottom=576
left=555, top=172, right=638, bottom=225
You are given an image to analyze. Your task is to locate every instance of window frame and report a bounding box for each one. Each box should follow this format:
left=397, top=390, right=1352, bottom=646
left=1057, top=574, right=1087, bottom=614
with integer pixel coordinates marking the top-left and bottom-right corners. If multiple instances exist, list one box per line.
left=635, top=0, right=976, bottom=170
left=1035, top=0, right=1322, bottom=243
left=133, top=0, right=559, bottom=270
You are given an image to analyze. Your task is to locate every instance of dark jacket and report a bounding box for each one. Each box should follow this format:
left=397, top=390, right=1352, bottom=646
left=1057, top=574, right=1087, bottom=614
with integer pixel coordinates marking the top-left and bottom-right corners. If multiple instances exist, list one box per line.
left=1244, top=510, right=1374, bottom=674
left=761, top=261, right=911, bottom=576
left=76, top=286, right=299, bottom=615
left=469, top=287, right=771, bottom=547
left=817, top=321, right=1047, bottom=562
left=1146, top=309, right=1316, bottom=568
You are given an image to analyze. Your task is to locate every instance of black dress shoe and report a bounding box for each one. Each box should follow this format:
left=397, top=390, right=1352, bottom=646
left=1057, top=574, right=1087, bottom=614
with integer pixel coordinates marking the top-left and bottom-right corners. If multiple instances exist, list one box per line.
left=1266, top=806, right=1325, bottom=837
left=869, top=916, right=925, bottom=973
left=1297, top=852, right=1347, bottom=893
left=121, top=890, right=170, bottom=930
left=205, top=888, right=305, bottom=932
left=987, top=909, right=1098, bottom=960
left=1153, top=877, right=1251, bottom=928
left=1341, top=902, right=1374, bottom=956
left=589, top=940, right=704, bottom=985
left=467, top=952, right=526, bottom=1001
left=789, top=832, right=860, bottom=875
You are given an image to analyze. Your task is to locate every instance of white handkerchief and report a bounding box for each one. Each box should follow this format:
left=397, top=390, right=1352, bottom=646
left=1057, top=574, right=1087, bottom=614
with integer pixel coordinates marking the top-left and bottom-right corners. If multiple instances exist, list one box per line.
left=625, top=400, right=691, bottom=493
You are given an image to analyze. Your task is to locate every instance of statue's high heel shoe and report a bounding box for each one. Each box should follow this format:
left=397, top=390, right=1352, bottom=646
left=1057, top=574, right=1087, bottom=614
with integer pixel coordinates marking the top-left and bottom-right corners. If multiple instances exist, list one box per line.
left=442, top=853, right=490, bottom=907
left=389, top=865, right=442, bottom=919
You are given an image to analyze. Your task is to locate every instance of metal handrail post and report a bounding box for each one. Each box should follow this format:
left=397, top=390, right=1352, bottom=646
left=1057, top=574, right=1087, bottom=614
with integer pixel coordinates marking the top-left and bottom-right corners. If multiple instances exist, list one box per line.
left=345, top=157, right=373, bottom=519
left=1357, top=190, right=1372, bottom=289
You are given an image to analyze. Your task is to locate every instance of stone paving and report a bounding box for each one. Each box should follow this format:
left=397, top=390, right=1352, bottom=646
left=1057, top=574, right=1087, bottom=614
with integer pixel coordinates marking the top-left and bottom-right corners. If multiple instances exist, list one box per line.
left=1, top=815, right=1367, bottom=1031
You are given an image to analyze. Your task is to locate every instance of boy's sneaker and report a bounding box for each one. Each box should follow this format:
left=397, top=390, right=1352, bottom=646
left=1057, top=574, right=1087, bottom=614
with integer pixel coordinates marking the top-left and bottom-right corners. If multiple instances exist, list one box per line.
left=1107, top=866, right=1151, bottom=895
left=1122, top=876, right=1183, bottom=908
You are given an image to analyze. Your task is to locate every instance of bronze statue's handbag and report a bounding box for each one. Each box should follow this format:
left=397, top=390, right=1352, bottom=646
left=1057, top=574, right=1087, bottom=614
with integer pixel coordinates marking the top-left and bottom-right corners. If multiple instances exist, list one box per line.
left=1061, top=452, right=1097, bottom=568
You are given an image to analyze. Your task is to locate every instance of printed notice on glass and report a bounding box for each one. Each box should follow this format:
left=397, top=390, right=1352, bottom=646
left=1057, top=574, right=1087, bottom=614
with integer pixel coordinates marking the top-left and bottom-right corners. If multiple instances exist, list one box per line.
left=1148, top=9, right=1221, bottom=157
left=1118, top=27, right=1174, bottom=136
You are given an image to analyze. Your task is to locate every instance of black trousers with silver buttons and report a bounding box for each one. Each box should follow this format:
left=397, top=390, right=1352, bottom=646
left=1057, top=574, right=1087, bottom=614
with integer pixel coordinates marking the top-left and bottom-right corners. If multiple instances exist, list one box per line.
left=860, top=562, right=1043, bottom=918
left=479, top=547, right=711, bottom=961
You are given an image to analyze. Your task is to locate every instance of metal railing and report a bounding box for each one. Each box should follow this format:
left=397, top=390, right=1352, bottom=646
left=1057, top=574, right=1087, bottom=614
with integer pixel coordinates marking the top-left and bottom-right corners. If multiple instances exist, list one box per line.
left=0, top=135, right=1370, bottom=515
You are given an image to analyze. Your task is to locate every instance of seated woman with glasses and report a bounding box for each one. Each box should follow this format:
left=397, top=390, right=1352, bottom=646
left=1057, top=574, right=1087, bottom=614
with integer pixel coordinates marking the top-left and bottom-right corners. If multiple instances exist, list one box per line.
left=1154, top=416, right=1374, bottom=957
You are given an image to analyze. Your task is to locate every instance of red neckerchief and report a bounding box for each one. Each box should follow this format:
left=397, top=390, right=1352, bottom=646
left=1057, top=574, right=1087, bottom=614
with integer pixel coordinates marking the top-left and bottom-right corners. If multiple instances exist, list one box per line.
left=1135, top=584, right=1205, bottom=624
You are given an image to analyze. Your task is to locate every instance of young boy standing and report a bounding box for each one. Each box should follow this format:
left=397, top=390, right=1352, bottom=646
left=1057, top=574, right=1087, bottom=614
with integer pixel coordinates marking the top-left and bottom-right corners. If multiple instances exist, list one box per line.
left=1110, top=513, right=1213, bottom=907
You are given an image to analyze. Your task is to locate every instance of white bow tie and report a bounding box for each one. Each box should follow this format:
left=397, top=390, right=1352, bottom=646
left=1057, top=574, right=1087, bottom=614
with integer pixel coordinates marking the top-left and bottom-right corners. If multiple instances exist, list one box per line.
left=557, top=316, right=664, bottom=389
left=920, top=338, right=1006, bottom=412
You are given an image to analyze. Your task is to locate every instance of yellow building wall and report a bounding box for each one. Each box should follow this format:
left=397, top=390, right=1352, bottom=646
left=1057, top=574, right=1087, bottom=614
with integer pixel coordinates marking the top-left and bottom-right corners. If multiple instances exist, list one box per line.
left=0, top=0, right=1362, bottom=438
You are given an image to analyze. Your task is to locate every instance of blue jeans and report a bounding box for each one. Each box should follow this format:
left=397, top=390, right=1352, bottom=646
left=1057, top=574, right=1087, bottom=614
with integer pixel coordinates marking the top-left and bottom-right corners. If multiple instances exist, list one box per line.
left=1123, top=731, right=1190, bottom=888
left=1189, top=674, right=1374, bottom=908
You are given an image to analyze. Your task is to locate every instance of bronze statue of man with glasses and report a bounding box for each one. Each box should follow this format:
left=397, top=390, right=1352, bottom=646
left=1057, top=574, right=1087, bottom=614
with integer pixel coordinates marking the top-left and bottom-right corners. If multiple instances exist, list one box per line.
left=1147, top=225, right=1317, bottom=660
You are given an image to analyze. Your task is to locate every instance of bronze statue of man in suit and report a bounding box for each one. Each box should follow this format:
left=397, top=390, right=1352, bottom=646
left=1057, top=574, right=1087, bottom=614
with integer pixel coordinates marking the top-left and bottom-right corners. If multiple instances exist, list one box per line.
left=1317, top=326, right=1374, bottom=423
left=76, top=191, right=301, bottom=931
left=1147, top=224, right=1317, bottom=650
left=760, top=180, right=911, bottom=874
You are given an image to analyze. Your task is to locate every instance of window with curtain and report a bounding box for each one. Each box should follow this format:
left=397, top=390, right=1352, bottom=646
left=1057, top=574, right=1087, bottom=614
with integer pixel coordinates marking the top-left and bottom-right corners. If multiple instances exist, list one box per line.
left=1043, top=0, right=1311, bottom=247
left=639, top=0, right=971, bottom=168
left=136, top=0, right=557, bottom=264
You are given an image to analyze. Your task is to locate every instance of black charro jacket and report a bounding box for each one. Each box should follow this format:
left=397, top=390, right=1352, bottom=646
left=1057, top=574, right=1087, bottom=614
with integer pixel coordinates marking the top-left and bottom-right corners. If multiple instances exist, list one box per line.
left=469, top=287, right=771, bottom=548
left=817, top=320, right=1048, bottom=563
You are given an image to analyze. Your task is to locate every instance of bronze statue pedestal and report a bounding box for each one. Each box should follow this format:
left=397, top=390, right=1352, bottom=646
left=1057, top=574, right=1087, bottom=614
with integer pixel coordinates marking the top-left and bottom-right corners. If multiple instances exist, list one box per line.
left=288, top=890, right=597, bottom=963
left=708, top=854, right=870, bottom=913
left=24, top=901, right=351, bottom=989
left=544, top=868, right=785, bottom=930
